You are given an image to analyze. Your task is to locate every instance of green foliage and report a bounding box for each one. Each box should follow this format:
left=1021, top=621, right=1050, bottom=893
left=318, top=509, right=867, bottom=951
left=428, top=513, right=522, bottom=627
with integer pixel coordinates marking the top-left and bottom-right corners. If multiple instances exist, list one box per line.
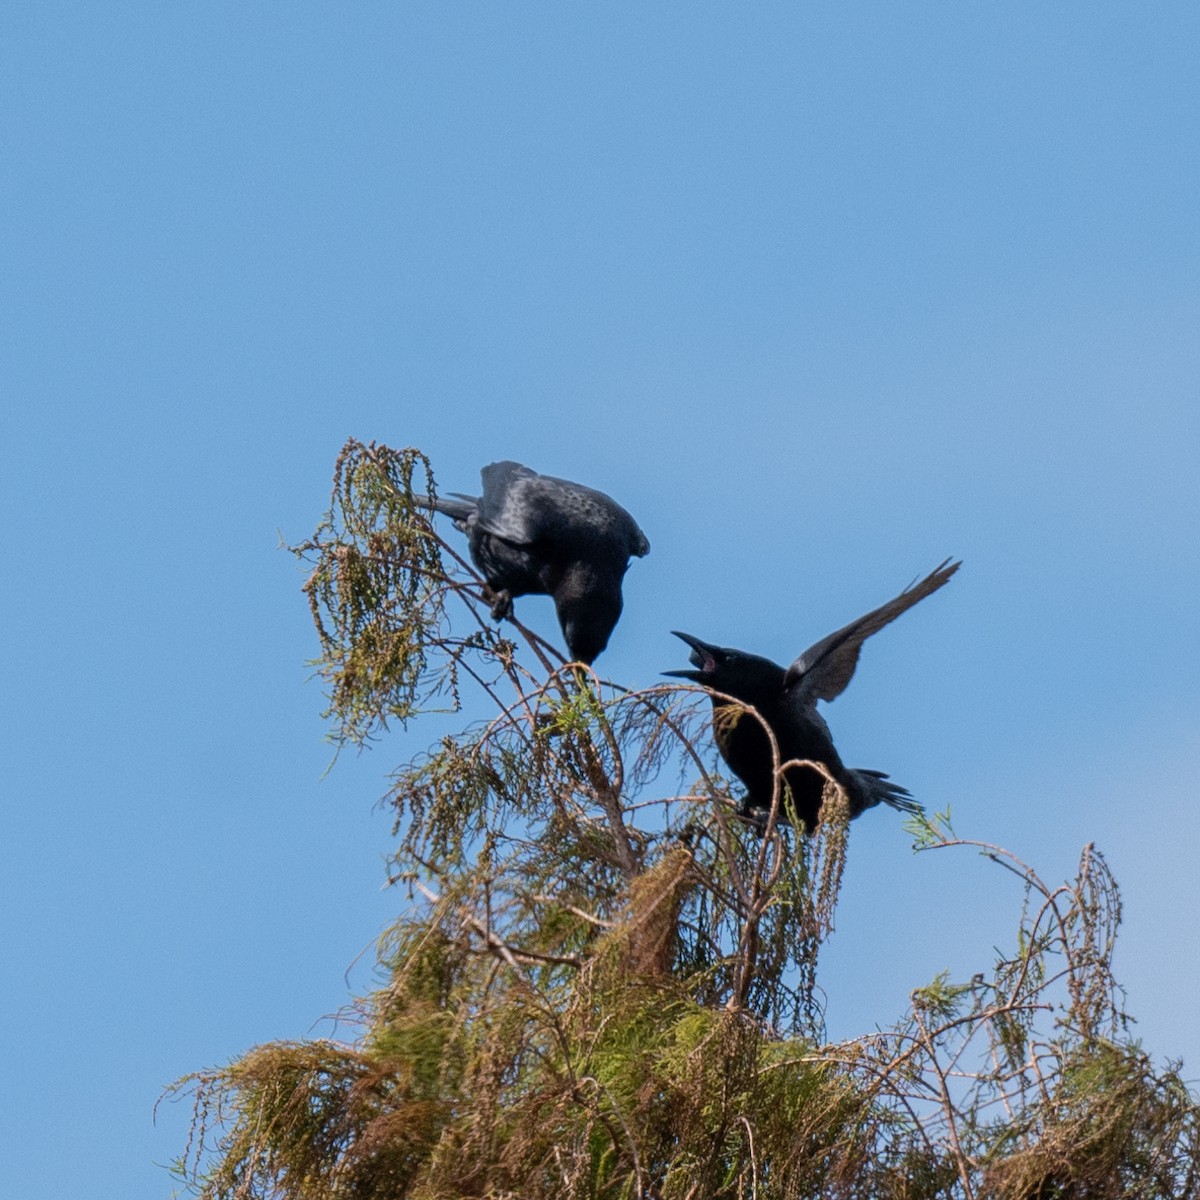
left=171, top=441, right=1200, bottom=1199
left=290, top=440, right=550, bottom=747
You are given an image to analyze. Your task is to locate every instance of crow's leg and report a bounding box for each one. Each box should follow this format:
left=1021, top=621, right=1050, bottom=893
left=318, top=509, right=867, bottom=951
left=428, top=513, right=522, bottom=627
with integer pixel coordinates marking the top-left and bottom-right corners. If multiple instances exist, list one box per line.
left=485, top=587, right=514, bottom=621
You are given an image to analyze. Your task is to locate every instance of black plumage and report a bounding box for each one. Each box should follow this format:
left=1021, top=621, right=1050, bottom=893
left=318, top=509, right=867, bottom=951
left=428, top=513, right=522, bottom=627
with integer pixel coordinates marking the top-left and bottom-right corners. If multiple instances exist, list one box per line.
left=665, top=560, right=960, bottom=831
left=418, top=461, right=650, bottom=664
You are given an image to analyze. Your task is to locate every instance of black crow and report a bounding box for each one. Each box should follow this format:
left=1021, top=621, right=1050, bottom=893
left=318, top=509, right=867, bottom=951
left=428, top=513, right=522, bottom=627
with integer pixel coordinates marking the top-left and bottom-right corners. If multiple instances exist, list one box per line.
left=417, top=461, right=650, bottom=664
left=665, top=560, right=959, bottom=831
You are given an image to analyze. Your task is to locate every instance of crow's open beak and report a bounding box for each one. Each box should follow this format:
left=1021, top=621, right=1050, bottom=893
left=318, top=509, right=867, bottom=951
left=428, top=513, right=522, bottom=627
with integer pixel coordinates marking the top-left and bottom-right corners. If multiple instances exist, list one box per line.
left=662, top=630, right=721, bottom=680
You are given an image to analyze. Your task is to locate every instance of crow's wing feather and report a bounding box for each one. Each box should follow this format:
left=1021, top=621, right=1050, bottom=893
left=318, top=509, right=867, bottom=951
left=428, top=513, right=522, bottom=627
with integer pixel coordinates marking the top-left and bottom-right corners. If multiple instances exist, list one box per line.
left=784, top=560, right=960, bottom=705
left=471, top=462, right=540, bottom=542
left=474, top=461, right=649, bottom=556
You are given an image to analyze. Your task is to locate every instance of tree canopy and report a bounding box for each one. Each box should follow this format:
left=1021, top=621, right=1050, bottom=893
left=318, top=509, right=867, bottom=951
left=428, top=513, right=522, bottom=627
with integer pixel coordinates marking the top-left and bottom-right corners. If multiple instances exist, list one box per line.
left=170, top=440, right=1200, bottom=1200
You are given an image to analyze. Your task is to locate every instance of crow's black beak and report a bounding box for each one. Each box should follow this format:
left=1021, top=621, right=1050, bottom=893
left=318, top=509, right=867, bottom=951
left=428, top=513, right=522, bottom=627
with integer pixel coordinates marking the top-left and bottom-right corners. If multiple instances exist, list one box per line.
left=662, top=630, right=722, bottom=680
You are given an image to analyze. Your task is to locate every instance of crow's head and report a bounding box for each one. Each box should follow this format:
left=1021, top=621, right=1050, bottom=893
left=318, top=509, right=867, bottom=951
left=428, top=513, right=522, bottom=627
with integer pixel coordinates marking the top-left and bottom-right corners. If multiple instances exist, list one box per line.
left=664, top=632, right=784, bottom=700
left=556, top=573, right=624, bottom=665
left=561, top=611, right=614, bottom=666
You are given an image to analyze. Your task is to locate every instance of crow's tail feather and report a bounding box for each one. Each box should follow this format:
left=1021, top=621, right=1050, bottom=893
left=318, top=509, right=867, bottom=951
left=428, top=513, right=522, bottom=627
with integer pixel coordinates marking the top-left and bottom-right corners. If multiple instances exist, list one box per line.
left=412, top=493, right=477, bottom=522
left=846, top=768, right=924, bottom=818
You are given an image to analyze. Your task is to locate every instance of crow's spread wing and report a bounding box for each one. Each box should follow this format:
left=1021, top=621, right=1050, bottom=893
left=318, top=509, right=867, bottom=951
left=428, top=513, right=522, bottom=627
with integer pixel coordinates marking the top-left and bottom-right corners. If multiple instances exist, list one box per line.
left=783, top=559, right=959, bottom=705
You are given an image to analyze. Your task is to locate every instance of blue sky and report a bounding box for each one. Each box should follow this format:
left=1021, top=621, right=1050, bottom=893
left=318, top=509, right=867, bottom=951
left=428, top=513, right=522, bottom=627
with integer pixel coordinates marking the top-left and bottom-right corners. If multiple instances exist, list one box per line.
left=3, top=4, right=1198, bottom=1196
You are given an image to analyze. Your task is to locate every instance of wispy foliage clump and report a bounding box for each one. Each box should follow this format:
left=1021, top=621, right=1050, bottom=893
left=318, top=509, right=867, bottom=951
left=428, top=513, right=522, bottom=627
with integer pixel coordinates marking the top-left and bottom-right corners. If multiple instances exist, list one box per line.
left=171, top=440, right=1200, bottom=1199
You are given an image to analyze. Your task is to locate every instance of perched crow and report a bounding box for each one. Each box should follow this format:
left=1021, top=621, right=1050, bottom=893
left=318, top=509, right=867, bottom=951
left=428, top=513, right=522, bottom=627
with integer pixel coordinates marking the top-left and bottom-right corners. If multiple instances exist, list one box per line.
left=417, top=461, right=650, bottom=664
left=665, top=560, right=960, bottom=831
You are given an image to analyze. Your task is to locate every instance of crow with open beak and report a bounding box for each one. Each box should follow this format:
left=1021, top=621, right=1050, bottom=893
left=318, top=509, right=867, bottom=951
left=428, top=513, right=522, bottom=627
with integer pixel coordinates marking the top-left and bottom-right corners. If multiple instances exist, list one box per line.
left=665, top=560, right=959, bottom=831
